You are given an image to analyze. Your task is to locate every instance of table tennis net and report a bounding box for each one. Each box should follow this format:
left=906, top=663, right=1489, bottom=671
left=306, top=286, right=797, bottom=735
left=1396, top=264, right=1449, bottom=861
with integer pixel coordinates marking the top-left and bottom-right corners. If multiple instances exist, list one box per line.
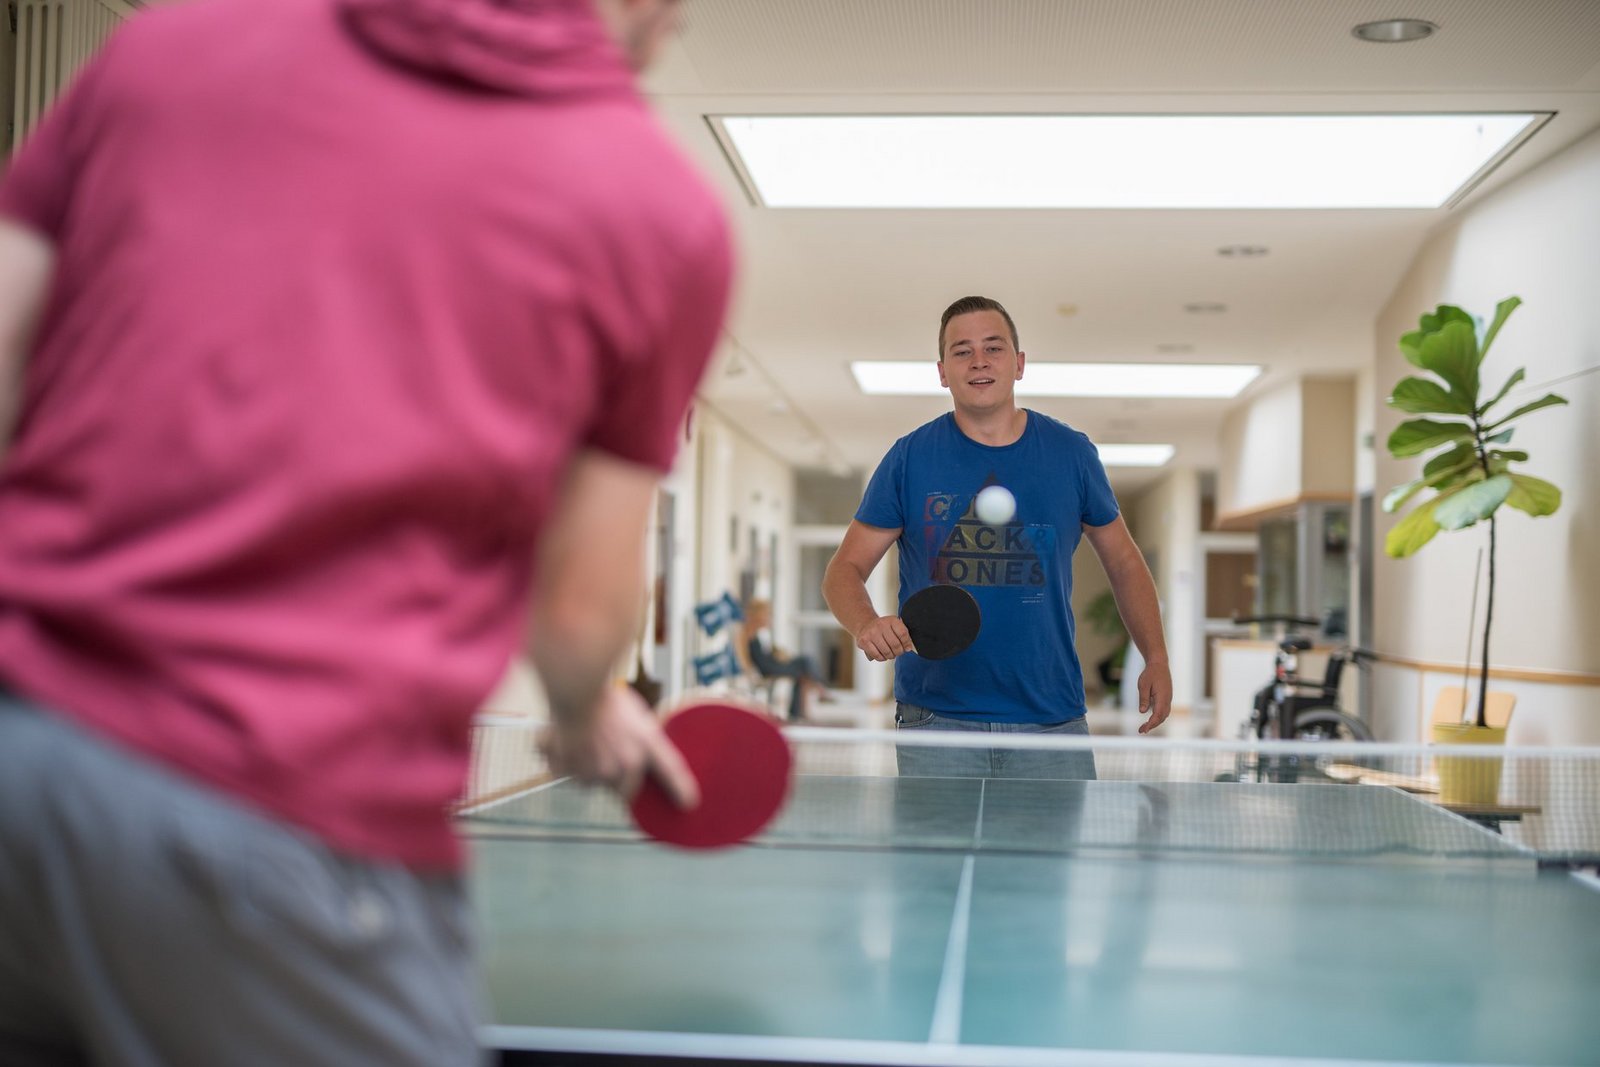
left=457, top=716, right=1600, bottom=866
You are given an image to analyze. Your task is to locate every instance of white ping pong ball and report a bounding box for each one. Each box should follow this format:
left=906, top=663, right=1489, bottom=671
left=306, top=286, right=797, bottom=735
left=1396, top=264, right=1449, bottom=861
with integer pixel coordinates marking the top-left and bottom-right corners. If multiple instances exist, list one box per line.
left=975, top=485, right=1016, bottom=524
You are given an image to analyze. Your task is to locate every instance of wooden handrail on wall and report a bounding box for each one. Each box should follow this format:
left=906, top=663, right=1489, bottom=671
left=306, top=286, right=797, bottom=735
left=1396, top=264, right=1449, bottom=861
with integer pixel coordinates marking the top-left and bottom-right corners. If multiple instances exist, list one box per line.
left=1213, top=492, right=1352, bottom=532
left=1368, top=652, right=1600, bottom=688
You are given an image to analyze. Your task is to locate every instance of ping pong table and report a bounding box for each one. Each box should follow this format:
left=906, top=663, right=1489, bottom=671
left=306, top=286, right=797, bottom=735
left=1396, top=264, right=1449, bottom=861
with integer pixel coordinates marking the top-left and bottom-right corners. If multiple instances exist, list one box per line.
left=465, top=772, right=1600, bottom=1066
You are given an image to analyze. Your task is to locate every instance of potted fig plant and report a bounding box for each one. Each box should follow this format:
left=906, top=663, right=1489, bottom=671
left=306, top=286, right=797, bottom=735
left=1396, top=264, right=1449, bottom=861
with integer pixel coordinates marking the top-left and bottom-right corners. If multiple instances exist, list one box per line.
left=1382, top=296, right=1567, bottom=802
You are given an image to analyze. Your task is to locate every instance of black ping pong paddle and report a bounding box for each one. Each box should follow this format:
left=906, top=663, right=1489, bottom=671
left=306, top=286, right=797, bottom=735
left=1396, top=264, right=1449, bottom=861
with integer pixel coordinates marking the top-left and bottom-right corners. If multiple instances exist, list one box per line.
left=900, top=583, right=981, bottom=660
left=630, top=701, right=792, bottom=849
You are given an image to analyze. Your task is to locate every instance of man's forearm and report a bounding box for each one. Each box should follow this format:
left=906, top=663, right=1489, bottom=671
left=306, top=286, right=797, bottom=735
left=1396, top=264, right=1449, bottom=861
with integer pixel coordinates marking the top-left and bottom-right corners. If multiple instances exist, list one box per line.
left=1107, top=562, right=1168, bottom=665
left=822, top=562, right=880, bottom=637
left=524, top=449, right=657, bottom=730
left=0, top=222, right=58, bottom=453
left=529, top=598, right=635, bottom=728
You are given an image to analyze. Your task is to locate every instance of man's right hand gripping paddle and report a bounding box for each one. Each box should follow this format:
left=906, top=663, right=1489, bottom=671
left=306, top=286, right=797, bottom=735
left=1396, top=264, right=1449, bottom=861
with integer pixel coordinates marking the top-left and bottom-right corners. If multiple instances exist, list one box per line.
left=539, top=685, right=701, bottom=812
left=900, top=584, right=982, bottom=660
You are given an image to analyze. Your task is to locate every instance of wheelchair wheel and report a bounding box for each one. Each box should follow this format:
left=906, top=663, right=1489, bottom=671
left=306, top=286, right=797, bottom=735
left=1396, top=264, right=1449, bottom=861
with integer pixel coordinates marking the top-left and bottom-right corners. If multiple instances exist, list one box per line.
left=1292, top=707, right=1373, bottom=741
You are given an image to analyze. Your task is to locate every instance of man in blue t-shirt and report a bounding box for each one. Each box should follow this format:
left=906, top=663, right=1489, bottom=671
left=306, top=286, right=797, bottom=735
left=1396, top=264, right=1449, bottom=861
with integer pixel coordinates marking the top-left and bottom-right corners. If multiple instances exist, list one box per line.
left=822, top=295, right=1172, bottom=778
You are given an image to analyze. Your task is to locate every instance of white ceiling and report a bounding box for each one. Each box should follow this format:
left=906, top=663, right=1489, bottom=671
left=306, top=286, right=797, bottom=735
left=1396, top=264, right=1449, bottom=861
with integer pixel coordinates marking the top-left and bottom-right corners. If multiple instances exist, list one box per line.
left=643, top=0, right=1600, bottom=494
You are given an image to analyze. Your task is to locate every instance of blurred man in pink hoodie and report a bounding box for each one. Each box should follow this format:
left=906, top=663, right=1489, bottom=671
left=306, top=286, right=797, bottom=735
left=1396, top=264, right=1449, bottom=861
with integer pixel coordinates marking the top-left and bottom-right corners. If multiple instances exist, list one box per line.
left=0, top=1, right=727, bottom=1062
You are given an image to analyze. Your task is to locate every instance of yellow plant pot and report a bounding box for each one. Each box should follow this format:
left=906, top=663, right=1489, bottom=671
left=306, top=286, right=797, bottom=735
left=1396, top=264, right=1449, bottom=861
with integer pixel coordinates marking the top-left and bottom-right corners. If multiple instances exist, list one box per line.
left=1431, top=722, right=1507, bottom=806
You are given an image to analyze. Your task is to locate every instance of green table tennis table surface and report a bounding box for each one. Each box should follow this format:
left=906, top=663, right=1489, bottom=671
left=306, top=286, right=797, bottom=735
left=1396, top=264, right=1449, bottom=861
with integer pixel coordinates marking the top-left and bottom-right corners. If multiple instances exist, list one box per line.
left=467, top=777, right=1600, bottom=1066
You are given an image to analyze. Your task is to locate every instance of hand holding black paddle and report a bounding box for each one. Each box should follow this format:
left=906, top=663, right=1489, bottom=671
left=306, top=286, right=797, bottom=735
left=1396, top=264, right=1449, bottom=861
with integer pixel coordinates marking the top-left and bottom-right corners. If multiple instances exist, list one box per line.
left=851, top=583, right=981, bottom=661
left=901, top=583, right=981, bottom=659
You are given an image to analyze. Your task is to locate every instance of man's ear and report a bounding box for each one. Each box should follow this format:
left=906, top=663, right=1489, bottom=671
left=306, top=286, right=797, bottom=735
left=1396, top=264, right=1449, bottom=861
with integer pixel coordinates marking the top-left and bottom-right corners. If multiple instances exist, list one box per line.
left=1015, top=351, right=1026, bottom=379
left=936, top=358, right=950, bottom=390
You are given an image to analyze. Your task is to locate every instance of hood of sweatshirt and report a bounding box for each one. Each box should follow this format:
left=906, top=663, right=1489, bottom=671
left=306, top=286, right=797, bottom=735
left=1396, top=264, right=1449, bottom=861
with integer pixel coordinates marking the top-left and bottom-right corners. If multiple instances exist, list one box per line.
left=337, top=0, right=637, bottom=99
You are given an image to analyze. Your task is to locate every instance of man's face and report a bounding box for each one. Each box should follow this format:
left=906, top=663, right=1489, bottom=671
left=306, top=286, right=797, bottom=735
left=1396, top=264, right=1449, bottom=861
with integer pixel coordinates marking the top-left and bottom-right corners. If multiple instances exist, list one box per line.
left=937, top=310, right=1025, bottom=413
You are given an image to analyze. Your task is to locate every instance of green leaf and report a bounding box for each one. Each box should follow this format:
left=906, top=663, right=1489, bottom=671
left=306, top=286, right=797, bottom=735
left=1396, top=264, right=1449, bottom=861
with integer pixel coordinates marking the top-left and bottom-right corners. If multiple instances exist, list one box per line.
left=1389, top=376, right=1473, bottom=415
left=1398, top=332, right=1422, bottom=367
left=1419, top=305, right=1476, bottom=335
left=1387, top=419, right=1475, bottom=457
left=1399, top=305, right=1473, bottom=369
left=1486, top=428, right=1514, bottom=445
left=1432, top=469, right=1480, bottom=493
left=1427, top=455, right=1483, bottom=493
left=1488, top=449, right=1528, bottom=463
left=1505, top=474, right=1561, bottom=517
left=1433, top=474, right=1513, bottom=530
left=1416, top=320, right=1480, bottom=402
left=1422, top=442, right=1476, bottom=479
left=1484, top=393, right=1568, bottom=432
left=1386, top=497, right=1444, bottom=557
left=1479, top=296, right=1522, bottom=359
left=1478, top=368, right=1526, bottom=417
left=1382, top=479, right=1425, bottom=514
left=1398, top=330, right=1426, bottom=368
left=1406, top=444, right=1483, bottom=498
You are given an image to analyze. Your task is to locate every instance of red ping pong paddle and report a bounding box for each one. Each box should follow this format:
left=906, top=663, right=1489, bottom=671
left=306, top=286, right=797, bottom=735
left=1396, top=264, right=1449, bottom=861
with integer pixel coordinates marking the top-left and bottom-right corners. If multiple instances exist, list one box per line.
left=901, top=583, right=981, bottom=660
left=630, top=701, right=792, bottom=849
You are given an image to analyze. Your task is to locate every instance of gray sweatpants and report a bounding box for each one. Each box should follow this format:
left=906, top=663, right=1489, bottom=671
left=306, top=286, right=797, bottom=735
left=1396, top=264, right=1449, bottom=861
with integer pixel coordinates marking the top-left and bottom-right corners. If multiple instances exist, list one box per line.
left=0, top=693, right=484, bottom=1067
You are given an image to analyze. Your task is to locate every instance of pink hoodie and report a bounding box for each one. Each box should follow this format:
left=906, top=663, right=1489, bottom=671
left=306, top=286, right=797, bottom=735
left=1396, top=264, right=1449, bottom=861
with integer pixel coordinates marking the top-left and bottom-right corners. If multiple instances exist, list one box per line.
left=0, top=0, right=732, bottom=870
left=340, top=0, right=636, bottom=97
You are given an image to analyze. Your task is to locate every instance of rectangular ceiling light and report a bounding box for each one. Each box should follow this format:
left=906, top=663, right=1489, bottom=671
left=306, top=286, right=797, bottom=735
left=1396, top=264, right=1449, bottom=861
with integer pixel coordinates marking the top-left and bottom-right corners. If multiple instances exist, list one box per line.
left=718, top=114, right=1544, bottom=209
left=1097, top=444, right=1176, bottom=468
left=850, top=361, right=1261, bottom=398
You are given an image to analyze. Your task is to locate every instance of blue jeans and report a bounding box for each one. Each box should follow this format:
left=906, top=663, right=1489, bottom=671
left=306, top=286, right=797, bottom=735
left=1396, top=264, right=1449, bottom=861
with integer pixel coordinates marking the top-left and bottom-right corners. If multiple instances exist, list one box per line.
left=894, top=703, right=1097, bottom=780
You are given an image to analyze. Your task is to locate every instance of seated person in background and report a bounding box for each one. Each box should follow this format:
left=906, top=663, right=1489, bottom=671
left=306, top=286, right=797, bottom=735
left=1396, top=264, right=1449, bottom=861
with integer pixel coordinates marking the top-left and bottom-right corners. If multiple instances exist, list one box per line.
left=741, top=599, right=834, bottom=722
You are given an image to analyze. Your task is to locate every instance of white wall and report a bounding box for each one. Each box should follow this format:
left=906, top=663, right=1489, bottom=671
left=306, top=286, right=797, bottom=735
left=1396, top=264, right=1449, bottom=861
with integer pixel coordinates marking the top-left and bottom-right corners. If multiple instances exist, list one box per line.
left=1218, top=382, right=1304, bottom=517
left=1354, top=364, right=1377, bottom=495
left=1371, top=125, right=1600, bottom=744
left=657, top=416, right=703, bottom=700
left=1218, top=378, right=1357, bottom=522
left=1129, top=468, right=1202, bottom=711
left=699, top=409, right=797, bottom=639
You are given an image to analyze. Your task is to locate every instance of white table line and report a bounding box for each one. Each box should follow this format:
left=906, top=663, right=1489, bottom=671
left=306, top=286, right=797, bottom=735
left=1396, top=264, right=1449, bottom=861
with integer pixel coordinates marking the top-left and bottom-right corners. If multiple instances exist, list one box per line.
left=929, top=853, right=976, bottom=1045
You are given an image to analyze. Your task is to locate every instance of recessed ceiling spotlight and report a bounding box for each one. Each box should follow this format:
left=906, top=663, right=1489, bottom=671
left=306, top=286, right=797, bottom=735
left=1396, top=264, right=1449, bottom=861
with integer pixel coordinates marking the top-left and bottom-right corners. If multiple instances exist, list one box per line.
left=1352, top=18, right=1438, bottom=43
left=1183, top=302, right=1228, bottom=314
left=1056, top=303, right=1079, bottom=317
left=1217, top=245, right=1269, bottom=258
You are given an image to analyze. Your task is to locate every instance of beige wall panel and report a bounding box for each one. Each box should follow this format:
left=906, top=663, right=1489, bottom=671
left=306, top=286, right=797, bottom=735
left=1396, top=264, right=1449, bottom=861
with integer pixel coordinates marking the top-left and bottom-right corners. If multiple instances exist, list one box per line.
left=1299, top=378, right=1356, bottom=496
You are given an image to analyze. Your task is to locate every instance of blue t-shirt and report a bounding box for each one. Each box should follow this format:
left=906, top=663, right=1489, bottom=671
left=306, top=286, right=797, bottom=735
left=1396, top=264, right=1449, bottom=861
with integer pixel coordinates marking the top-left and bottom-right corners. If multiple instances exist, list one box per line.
left=855, top=411, right=1120, bottom=723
